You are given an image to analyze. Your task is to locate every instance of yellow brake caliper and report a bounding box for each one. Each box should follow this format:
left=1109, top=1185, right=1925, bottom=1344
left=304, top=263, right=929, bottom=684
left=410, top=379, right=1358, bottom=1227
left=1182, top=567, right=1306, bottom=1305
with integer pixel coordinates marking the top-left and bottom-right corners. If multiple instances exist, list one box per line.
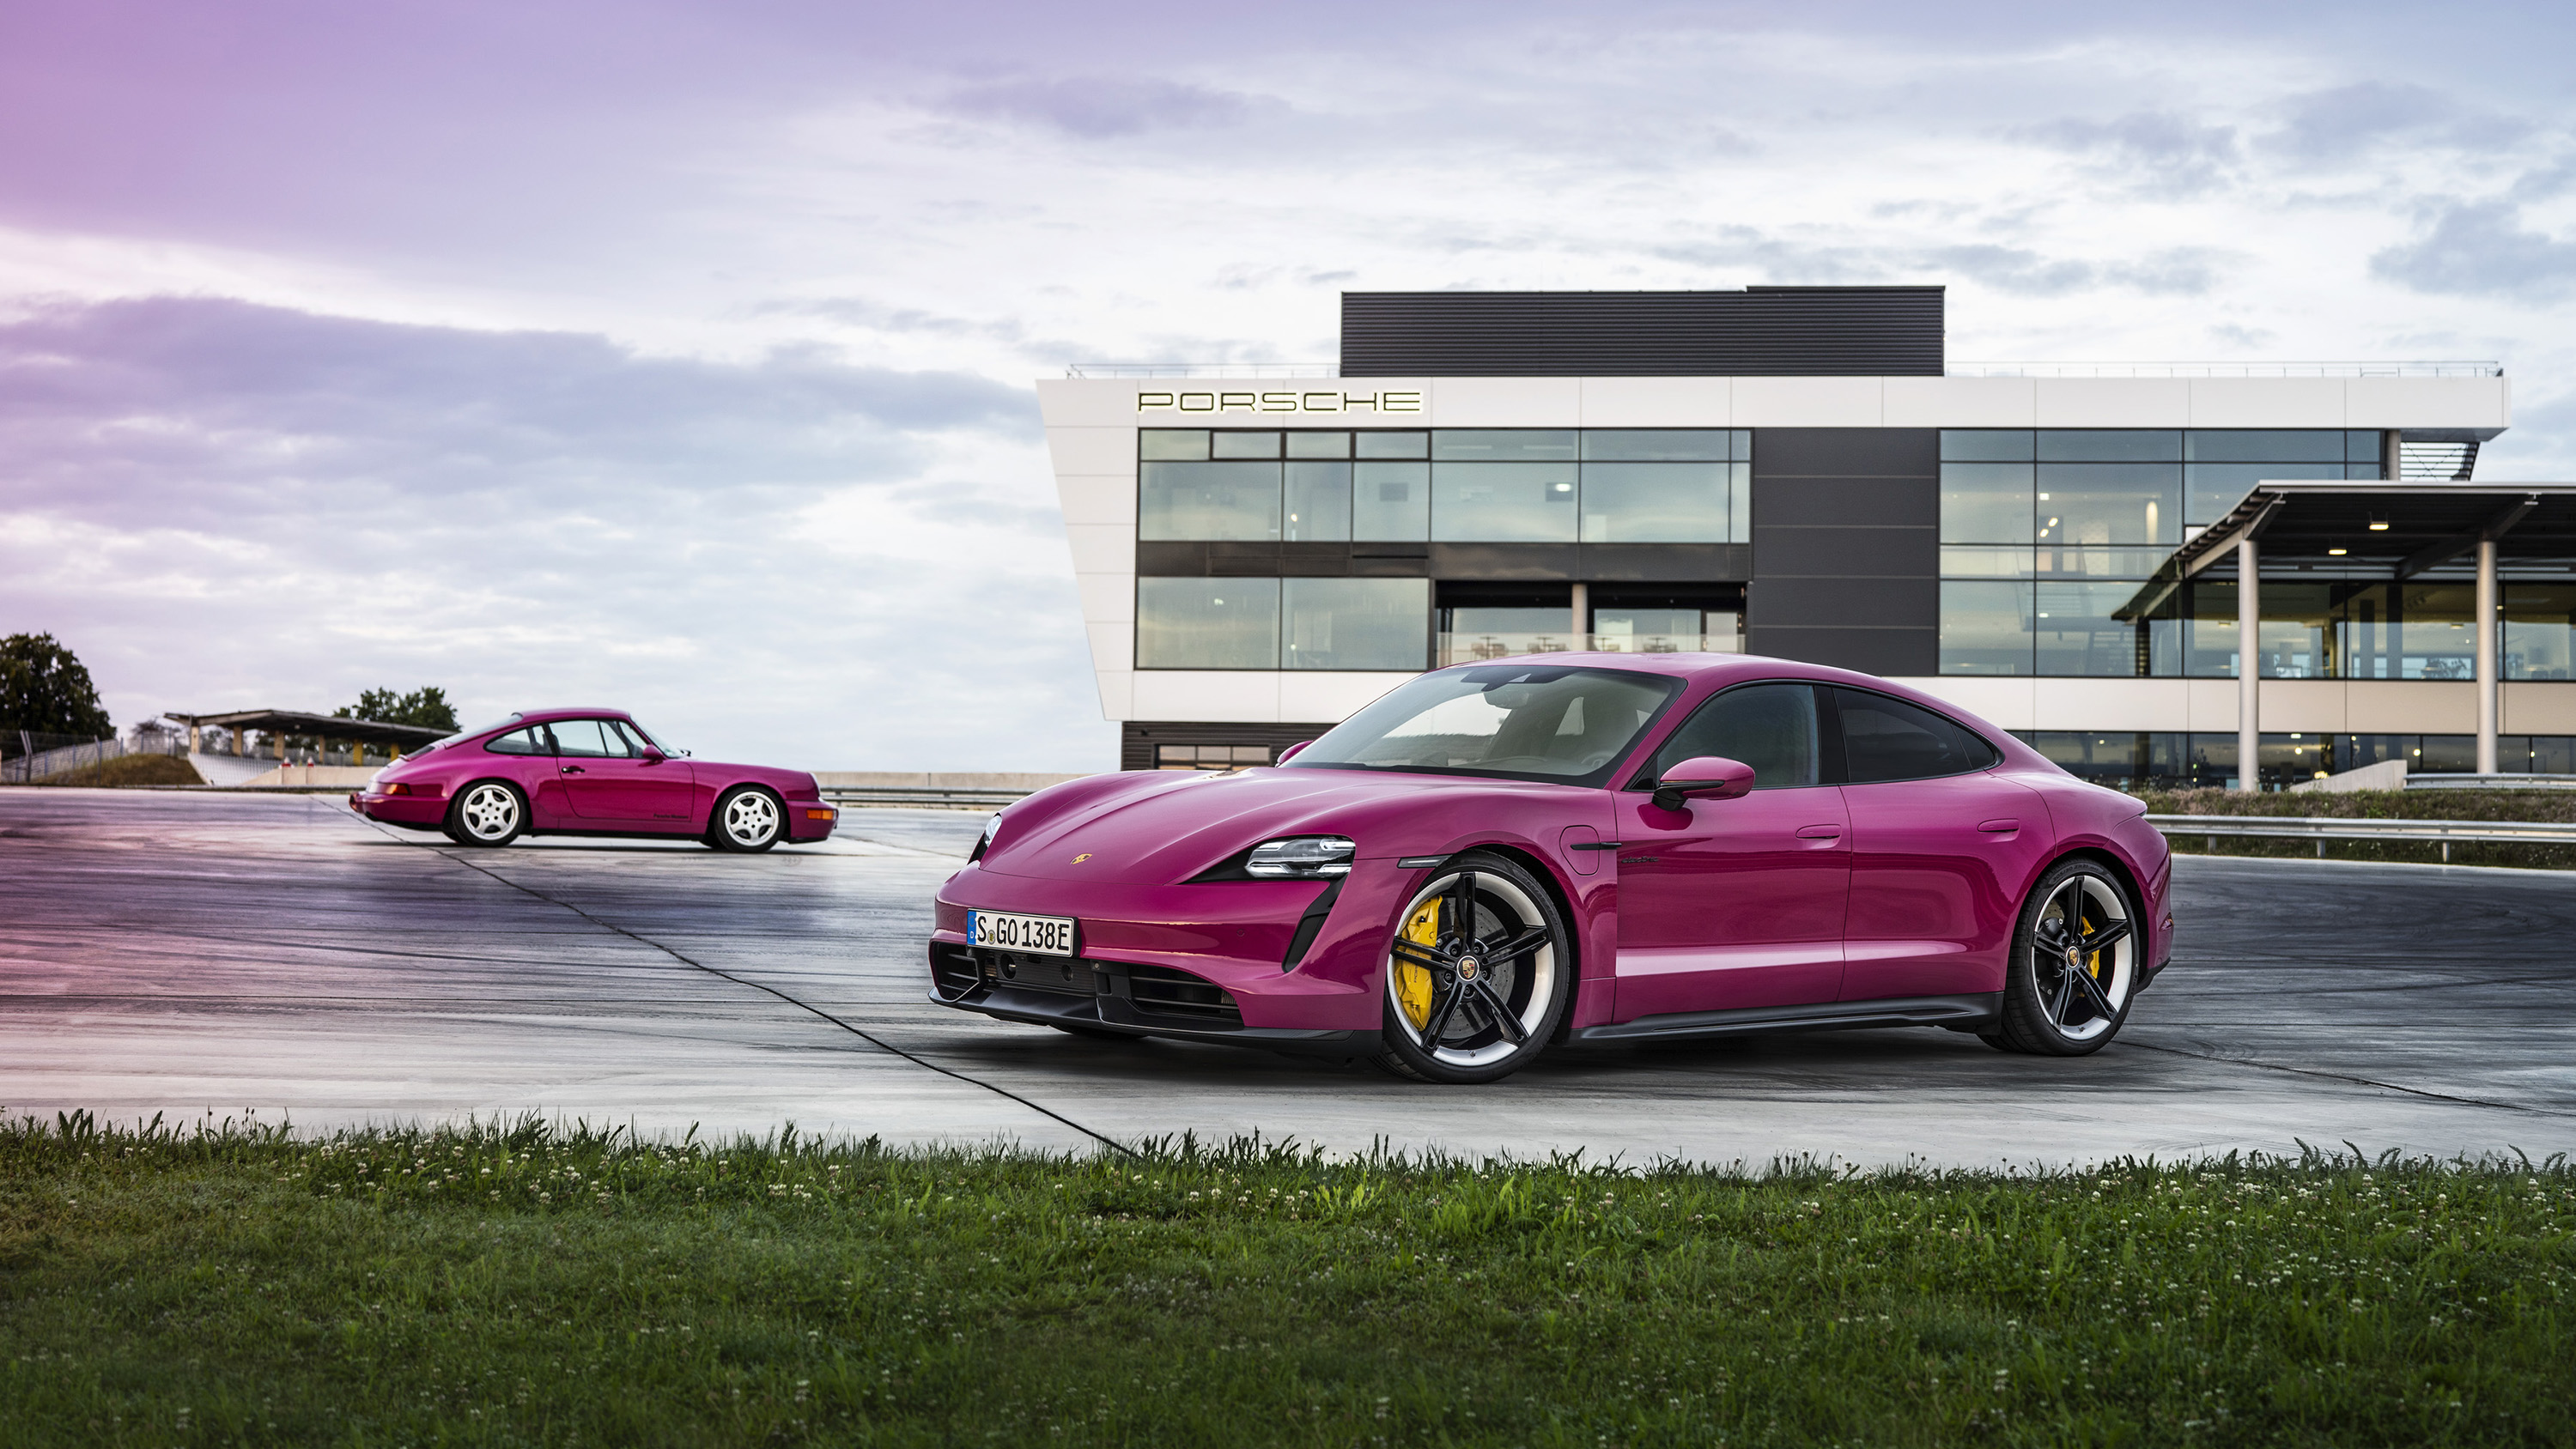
left=2080, top=907, right=2105, bottom=982
left=1395, top=900, right=1439, bottom=1029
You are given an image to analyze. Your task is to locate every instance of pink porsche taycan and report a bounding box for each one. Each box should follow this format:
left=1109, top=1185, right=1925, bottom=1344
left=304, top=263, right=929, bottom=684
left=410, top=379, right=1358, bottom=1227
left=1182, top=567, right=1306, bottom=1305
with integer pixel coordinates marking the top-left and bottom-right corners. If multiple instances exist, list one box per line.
left=931, top=654, right=2172, bottom=1084
left=349, top=707, right=837, bottom=852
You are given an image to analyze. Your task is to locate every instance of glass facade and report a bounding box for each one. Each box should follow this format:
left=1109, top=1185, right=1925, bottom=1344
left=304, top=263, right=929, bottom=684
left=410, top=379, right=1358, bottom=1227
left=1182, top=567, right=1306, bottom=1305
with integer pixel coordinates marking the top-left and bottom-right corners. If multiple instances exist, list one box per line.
left=1140, top=429, right=1748, bottom=545
left=1939, top=429, right=2386, bottom=676
left=1136, top=577, right=1429, bottom=671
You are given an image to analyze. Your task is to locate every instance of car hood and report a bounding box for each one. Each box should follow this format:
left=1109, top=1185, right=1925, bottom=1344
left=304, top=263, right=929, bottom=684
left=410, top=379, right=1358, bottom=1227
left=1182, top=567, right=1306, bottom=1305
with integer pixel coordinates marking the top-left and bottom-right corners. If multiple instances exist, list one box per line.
left=976, top=767, right=1600, bottom=883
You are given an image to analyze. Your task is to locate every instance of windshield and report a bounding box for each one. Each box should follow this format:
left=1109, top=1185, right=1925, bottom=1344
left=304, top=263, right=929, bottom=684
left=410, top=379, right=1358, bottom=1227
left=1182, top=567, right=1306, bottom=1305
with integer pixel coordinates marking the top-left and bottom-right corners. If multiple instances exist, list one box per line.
left=1285, top=664, right=1682, bottom=785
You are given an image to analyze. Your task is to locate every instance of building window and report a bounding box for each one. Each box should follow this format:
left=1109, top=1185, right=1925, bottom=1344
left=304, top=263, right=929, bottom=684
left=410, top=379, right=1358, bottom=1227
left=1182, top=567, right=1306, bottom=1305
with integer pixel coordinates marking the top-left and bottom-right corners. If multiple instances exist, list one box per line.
left=1139, top=461, right=1279, bottom=541
left=1283, top=578, right=1431, bottom=670
left=1143, top=430, right=1749, bottom=545
left=1939, top=429, right=2390, bottom=676
left=1138, top=577, right=1428, bottom=670
left=1157, top=743, right=1277, bottom=770
left=2505, top=583, right=2576, bottom=680
left=1136, top=578, right=1280, bottom=669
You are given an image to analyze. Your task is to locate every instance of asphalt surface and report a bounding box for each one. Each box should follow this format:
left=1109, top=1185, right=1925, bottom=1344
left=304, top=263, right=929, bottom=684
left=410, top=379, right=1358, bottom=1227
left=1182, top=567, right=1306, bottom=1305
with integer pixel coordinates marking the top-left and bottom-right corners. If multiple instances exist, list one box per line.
left=4, top=787, right=2572, bottom=1168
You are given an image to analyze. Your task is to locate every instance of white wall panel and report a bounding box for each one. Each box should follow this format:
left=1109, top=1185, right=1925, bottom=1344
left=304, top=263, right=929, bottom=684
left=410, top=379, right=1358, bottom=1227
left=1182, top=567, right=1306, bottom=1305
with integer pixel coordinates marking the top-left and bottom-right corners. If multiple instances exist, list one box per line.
left=2032, top=379, right=2190, bottom=427
left=2345, top=680, right=2473, bottom=732
left=1429, top=376, right=1580, bottom=427
left=1279, top=672, right=1412, bottom=723
left=1131, top=671, right=1284, bottom=723
left=1064, top=524, right=1136, bottom=579
left=1054, top=476, right=1136, bottom=527
left=2503, top=683, right=2576, bottom=734
left=1045, top=427, right=1138, bottom=477
left=1084, top=621, right=1135, bottom=673
left=1883, top=377, right=2035, bottom=428
left=2188, top=379, right=2345, bottom=427
left=2186, top=678, right=2240, bottom=731
left=2344, top=377, right=2512, bottom=433
left=1036, top=379, right=1148, bottom=427
left=1892, top=676, right=2035, bottom=731
left=1092, top=670, right=1134, bottom=719
left=1073, top=571, right=1135, bottom=626
left=1730, top=376, right=1883, bottom=427
left=1577, top=377, right=1730, bottom=427
left=2259, top=679, right=2346, bottom=733
left=2031, top=678, right=2192, bottom=731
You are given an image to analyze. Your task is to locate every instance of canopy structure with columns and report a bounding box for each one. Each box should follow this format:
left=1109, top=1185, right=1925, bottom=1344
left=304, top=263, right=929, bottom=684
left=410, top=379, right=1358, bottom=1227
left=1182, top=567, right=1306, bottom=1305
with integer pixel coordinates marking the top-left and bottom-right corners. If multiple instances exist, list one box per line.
left=2119, top=482, right=2576, bottom=784
left=164, top=709, right=453, bottom=762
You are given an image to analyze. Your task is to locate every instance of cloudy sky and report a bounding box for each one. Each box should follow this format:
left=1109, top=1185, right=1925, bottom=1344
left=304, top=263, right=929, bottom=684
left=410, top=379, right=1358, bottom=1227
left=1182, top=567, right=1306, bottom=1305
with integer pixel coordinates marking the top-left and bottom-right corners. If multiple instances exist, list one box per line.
left=3, top=0, right=2572, bottom=768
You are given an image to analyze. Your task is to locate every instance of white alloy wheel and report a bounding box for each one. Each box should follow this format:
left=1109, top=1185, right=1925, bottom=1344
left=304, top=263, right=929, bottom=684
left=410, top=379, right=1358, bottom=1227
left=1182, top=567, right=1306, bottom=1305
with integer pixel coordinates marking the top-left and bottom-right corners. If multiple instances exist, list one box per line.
left=2029, top=870, right=2136, bottom=1043
left=453, top=782, right=523, bottom=846
left=1382, top=864, right=1561, bottom=1072
left=717, top=787, right=783, bottom=852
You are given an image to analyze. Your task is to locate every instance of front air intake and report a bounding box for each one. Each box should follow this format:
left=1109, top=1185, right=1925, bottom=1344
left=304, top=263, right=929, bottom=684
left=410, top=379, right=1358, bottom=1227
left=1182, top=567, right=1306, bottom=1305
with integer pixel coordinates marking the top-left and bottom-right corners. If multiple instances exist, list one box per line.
left=1124, top=963, right=1244, bottom=1026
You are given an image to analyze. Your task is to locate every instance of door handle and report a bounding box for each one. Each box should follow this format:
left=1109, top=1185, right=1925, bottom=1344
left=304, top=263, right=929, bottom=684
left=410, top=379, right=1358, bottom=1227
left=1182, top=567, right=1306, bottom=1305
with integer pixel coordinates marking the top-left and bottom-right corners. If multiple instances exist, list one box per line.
left=1795, top=824, right=1842, bottom=840
left=1978, top=818, right=2020, bottom=833
left=561, top=765, right=586, bottom=775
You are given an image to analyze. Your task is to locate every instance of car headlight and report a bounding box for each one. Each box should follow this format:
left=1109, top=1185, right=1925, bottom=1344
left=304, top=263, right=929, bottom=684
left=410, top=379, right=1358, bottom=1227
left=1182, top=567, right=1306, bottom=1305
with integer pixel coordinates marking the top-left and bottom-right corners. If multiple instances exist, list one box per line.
left=970, top=812, right=1000, bottom=863
left=1246, top=836, right=1356, bottom=878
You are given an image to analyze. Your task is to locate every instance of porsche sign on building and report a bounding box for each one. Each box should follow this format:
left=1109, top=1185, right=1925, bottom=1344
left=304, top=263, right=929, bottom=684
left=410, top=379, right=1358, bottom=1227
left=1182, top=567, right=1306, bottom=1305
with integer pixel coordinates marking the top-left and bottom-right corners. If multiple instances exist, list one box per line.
left=1039, top=288, right=2532, bottom=789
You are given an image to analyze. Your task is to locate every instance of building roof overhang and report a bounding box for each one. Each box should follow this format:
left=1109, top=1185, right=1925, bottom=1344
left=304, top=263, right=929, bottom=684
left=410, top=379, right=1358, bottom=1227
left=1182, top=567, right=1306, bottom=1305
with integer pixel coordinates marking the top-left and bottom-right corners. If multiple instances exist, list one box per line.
left=2115, top=482, right=2576, bottom=620
left=161, top=709, right=453, bottom=747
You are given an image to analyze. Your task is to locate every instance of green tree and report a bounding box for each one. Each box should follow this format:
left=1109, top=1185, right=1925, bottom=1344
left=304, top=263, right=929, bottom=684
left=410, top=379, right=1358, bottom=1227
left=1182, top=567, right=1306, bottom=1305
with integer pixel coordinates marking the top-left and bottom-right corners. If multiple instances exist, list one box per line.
left=0, top=633, right=114, bottom=738
left=335, top=687, right=459, bottom=731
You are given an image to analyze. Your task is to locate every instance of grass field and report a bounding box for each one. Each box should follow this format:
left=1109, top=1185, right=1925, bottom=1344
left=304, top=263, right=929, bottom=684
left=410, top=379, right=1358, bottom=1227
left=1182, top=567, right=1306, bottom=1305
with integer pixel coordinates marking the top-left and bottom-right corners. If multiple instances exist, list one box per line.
left=25, top=754, right=204, bottom=788
left=2, top=1113, right=2569, bottom=1446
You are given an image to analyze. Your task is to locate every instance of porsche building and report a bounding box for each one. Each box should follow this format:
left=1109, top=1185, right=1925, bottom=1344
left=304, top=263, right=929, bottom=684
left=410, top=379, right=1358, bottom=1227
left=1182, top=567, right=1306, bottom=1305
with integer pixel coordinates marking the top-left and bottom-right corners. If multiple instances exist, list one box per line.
left=1038, top=288, right=2549, bottom=790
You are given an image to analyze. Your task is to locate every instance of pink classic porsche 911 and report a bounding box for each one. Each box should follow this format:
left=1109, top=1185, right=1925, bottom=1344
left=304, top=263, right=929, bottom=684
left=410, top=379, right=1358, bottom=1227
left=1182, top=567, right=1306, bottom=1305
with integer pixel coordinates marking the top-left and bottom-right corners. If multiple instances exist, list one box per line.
left=931, top=654, right=2173, bottom=1084
left=349, top=707, right=837, bottom=852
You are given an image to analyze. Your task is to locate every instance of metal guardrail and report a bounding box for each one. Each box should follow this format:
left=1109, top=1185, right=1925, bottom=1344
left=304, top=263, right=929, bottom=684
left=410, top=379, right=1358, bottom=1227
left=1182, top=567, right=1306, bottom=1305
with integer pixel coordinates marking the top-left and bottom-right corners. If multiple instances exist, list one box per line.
left=820, top=785, right=1033, bottom=810
left=2147, top=814, right=2576, bottom=861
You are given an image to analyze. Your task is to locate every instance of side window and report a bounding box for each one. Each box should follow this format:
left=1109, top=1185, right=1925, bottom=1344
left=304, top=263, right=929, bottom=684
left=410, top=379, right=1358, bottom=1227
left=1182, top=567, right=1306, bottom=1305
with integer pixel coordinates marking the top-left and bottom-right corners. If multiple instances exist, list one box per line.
left=483, top=727, right=549, bottom=756
left=1832, top=688, right=2000, bottom=783
left=1649, top=682, right=1820, bottom=790
left=550, top=719, right=631, bottom=758
left=605, top=720, right=653, bottom=755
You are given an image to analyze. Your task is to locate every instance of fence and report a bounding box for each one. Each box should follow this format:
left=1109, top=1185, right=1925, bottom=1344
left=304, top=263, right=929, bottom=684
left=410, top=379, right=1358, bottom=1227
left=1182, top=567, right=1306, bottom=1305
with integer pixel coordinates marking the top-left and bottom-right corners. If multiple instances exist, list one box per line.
left=2146, top=813, right=2576, bottom=862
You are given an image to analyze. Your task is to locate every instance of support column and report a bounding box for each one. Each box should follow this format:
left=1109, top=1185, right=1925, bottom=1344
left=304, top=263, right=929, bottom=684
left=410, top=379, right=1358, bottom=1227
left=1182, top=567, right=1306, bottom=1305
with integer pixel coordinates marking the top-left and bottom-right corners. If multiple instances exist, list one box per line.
left=2477, top=537, right=2500, bottom=774
left=1570, top=581, right=1589, bottom=646
left=2238, top=537, right=2261, bottom=791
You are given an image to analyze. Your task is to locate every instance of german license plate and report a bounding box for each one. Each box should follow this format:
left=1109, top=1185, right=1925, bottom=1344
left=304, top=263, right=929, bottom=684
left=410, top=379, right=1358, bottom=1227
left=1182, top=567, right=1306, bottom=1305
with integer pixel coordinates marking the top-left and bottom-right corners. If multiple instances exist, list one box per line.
left=968, top=910, right=1077, bottom=957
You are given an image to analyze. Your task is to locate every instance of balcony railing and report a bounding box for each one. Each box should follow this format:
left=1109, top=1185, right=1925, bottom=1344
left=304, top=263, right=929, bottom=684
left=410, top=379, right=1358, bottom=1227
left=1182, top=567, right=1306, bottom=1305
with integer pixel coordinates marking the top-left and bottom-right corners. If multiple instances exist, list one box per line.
left=1436, top=633, right=1743, bottom=666
left=1947, top=361, right=2502, bottom=379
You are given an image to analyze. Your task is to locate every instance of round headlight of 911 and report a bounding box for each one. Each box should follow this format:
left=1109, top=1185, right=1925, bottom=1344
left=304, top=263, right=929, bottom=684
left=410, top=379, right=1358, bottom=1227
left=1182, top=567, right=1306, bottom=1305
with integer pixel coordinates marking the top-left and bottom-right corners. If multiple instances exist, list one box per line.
left=1246, top=836, right=1355, bottom=878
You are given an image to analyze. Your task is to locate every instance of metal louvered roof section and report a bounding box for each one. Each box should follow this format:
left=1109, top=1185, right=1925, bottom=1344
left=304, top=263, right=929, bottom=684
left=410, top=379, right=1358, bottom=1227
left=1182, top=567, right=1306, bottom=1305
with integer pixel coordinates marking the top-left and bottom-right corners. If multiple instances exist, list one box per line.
left=1338, top=287, right=1944, bottom=377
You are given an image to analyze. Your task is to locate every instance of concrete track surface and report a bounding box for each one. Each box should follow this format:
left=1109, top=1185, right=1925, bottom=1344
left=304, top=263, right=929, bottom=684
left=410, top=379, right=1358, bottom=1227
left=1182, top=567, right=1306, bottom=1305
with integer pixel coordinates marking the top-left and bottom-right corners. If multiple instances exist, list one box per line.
left=4, top=788, right=2572, bottom=1168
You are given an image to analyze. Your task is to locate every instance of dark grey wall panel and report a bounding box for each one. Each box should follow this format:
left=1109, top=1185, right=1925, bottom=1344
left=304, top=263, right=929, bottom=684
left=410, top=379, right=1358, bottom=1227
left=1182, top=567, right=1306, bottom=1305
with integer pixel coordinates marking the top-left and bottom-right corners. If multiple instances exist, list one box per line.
left=1426, top=543, right=1582, bottom=579
left=1578, top=543, right=1750, bottom=581
left=1341, top=288, right=1943, bottom=377
left=1748, top=427, right=1940, bottom=676
left=1748, top=627, right=1936, bottom=679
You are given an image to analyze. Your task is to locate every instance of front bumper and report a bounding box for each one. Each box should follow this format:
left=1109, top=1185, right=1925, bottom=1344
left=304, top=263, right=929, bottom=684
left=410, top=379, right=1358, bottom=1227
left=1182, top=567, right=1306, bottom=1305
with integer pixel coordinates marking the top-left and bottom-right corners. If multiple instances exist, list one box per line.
left=349, top=790, right=447, bottom=830
left=928, top=864, right=1398, bottom=1048
left=787, top=801, right=839, bottom=842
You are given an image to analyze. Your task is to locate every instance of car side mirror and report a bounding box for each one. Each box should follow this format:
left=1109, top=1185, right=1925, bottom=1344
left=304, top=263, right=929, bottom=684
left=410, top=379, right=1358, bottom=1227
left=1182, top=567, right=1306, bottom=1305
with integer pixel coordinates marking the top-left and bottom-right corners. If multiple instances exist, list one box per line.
left=640, top=748, right=667, bottom=765
left=1651, top=755, right=1756, bottom=811
left=1276, top=740, right=1314, bottom=763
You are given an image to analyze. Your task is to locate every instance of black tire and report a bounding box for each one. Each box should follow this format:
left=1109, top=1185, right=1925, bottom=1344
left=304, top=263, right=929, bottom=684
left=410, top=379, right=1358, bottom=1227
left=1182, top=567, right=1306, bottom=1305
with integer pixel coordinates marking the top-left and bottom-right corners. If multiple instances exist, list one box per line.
left=1370, top=852, right=1573, bottom=1085
left=708, top=785, right=785, bottom=852
left=443, top=779, right=526, bottom=848
left=1990, top=858, right=2142, bottom=1057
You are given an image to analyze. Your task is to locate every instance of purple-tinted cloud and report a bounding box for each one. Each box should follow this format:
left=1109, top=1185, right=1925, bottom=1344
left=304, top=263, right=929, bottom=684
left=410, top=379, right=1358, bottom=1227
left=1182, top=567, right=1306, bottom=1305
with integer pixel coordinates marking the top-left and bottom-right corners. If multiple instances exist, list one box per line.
left=939, top=76, right=1266, bottom=138
left=2370, top=199, right=2576, bottom=300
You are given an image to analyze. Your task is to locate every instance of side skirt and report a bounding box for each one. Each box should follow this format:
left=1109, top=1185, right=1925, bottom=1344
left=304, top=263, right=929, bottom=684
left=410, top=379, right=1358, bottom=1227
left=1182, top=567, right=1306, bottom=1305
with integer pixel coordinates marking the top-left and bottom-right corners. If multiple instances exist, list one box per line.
left=1569, top=992, right=2003, bottom=1046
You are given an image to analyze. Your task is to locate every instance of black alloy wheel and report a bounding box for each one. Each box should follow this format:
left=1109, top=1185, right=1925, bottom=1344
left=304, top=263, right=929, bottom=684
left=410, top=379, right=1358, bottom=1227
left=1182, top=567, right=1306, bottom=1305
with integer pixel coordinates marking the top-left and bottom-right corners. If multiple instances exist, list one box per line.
left=1984, top=858, right=2140, bottom=1056
left=1372, top=851, right=1572, bottom=1084
left=710, top=785, right=786, bottom=852
left=444, top=780, right=526, bottom=848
